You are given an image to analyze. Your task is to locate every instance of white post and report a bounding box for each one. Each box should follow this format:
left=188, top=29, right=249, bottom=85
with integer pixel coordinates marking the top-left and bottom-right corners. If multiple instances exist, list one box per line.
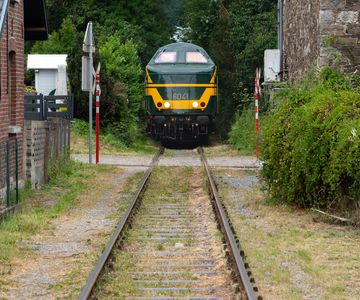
left=89, top=36, right=93, bottom=164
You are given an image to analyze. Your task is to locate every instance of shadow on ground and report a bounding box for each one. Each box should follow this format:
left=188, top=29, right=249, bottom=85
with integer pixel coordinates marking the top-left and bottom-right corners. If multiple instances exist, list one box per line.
left=161, top=137, right=210, bottom=149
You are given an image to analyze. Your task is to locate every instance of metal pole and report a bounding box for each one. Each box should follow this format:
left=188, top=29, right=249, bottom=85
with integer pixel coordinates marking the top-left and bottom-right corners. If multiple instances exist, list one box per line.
left=278, top=0, right=284, bottom=78
left=88, top=25, right=93, bottom=164
left=6, top=141, right=10, bottom=207
left=15, top=139, right=18, bottom=204
left=255, top=68, right=261, bottom=159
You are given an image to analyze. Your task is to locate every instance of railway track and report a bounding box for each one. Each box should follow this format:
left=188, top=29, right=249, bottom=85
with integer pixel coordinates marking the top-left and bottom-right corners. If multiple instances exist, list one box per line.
left=79, top=147, right=259, bottom=300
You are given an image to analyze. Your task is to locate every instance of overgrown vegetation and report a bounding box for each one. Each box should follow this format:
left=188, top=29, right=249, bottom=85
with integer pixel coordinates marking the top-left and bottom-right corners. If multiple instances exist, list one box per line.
left=261, top=68, right=360, bottom=209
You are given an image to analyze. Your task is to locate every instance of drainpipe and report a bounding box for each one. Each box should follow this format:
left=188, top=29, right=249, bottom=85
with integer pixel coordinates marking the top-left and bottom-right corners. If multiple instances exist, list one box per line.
left=278, top=0, right=284, bottom=78
left=0, top=0, right=10, bottom=38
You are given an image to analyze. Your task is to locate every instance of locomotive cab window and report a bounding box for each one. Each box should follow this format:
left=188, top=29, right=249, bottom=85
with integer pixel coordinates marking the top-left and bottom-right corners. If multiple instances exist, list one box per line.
left=155, top=51, right=177, bottom=63
left=186, top=52, right=208, bottom=63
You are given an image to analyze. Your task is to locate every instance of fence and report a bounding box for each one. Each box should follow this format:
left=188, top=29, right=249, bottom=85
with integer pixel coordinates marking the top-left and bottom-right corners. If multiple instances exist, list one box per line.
left=23, top=93, right=72, bottom=188
left=24, top=94, right=74, bottom=121
left=24, top=118, right=70, bottom=188
left=0, top=139, right=19, bottom=212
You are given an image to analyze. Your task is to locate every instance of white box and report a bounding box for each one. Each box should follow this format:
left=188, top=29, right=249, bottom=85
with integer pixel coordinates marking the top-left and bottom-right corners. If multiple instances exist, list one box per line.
left=264, top=49, right=281, bottom=82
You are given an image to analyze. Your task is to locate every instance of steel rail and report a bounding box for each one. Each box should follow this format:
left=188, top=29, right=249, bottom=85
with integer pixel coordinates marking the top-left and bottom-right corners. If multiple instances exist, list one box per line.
left=78, top=147, right=164, bottom=300
left=198, top=147, right=258, bottom=300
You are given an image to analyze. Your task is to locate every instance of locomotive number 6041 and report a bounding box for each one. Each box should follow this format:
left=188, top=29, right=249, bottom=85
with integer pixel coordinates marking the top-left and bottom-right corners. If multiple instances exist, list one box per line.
left=145, top=42, right=218, bottom=142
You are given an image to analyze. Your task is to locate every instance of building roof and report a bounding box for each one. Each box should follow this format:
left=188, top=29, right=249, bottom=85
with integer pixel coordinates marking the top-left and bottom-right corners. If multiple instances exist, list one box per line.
left=0, top=0, right=48, bottom=40
left=27, top=54, right=68, bottom=70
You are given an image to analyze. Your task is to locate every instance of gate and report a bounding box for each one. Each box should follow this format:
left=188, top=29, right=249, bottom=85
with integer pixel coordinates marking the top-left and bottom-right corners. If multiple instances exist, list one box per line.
left=24, top=94, right=74, bottom=121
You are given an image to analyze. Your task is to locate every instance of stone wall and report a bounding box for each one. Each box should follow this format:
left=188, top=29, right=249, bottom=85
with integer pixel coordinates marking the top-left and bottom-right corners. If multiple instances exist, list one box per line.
left=283, top=0, right=360, bottom=80
left=319, top=0, right=360, bottom=73
left=283, top=0, right=321, bottom=80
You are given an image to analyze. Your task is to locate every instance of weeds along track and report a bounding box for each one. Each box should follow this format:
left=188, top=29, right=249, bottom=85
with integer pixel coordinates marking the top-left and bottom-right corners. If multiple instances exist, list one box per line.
left=79, top=147, right=259, bottom=300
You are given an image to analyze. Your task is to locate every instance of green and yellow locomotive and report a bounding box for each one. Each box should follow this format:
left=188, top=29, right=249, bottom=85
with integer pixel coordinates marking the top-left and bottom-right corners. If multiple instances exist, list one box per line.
left=145, top=42, right=217, bottom=141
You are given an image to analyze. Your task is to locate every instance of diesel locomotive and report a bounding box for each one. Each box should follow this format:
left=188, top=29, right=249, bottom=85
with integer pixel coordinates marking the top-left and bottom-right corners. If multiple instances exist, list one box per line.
left=145, top=42, right=218, bottom=142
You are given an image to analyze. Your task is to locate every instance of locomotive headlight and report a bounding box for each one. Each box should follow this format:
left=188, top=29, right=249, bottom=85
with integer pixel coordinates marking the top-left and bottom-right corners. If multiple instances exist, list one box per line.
left=192, top=101, right=199, bottom=108
left=164, top=101, right=171, bottom=108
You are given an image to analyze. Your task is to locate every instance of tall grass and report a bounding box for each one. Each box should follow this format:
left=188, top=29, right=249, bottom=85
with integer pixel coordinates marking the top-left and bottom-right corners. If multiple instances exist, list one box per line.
left=228, top=109, right=256, bottom=155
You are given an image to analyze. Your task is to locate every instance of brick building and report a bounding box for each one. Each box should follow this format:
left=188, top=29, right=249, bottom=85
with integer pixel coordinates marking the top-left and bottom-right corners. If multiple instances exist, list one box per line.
left=0, top=0, right=47, bottom=196
left=281, top=0, right=360, bottom=80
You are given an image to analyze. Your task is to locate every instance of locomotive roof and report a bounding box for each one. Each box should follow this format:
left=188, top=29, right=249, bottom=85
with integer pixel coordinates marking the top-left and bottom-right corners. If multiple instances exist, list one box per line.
left=147, top=42, right=215, bottom=73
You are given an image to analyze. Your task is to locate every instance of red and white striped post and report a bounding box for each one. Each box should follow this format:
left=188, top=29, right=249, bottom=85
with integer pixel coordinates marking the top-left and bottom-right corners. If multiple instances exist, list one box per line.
left=95, top=65, right=101, bottom=164
left=255, top=68, right=262, bottom=158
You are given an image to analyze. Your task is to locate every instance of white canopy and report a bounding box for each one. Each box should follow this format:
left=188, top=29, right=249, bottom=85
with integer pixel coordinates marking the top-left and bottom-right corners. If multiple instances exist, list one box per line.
left=27, top=54, right=67, bottom=70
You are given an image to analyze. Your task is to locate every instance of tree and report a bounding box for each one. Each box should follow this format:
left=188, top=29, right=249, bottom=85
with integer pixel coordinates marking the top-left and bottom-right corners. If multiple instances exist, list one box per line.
left=31, top=17, right=78, bottom=54
left=181, top=0, right=277, bottom=136
left=99, top=36, right=143, bottom=142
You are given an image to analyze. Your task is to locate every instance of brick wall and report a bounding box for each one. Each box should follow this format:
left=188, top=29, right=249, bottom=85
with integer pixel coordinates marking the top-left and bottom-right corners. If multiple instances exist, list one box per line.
left=0, top=1, right=24, bottom=187
left=283, top=0, right=360, bottom=80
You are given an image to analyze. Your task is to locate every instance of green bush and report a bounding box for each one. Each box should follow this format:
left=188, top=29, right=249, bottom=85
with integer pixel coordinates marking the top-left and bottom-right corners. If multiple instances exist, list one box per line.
left=261, top=68, right=360, bottom=209
left=229, top=109, right=256, bottom=155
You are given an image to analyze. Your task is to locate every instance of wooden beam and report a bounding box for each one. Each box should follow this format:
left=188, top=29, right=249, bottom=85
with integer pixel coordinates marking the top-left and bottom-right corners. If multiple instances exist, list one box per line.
left=25, top=27, right=47, bottom=32
left=311, top=208, right=350, bottom=223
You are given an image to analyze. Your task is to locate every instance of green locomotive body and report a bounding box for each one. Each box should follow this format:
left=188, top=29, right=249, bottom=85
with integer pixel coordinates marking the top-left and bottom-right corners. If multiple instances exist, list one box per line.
left=145, top=42, right=218, bottom=141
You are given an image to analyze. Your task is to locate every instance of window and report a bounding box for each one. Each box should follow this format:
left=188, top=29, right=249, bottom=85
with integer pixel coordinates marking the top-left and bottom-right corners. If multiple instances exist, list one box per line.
left=186, top=52, right=208, bottom=63
left=155, top=51, right=177, bottom=63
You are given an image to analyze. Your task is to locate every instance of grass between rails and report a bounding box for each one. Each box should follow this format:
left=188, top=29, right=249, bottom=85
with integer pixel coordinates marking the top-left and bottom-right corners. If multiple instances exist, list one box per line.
left=0, top=156, right=115, bottom=290
left=97, top=166, right=233, bottom=298
left=71, top=119, right=158, bottom=155
left=214, top=168, right=360, bottom=299
left=96, top=167, right=193, bottom=298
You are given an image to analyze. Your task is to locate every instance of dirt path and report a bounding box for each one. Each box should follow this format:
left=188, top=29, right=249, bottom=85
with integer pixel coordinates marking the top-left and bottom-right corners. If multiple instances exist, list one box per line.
left=2, top=167, right=146, bottom=300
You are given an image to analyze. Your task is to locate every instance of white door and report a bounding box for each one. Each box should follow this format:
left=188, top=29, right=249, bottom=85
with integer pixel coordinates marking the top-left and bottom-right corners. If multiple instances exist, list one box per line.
left=36, top=70, right=57, bottom=95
